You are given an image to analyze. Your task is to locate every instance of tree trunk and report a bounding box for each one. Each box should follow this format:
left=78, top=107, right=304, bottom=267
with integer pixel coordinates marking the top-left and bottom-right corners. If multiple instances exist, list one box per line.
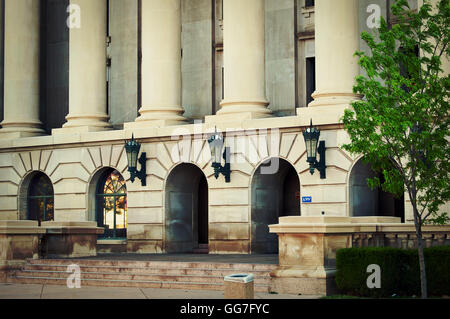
left=412, top=202, right=428, bottom=298
left=416, top=232, right=427, bottom=298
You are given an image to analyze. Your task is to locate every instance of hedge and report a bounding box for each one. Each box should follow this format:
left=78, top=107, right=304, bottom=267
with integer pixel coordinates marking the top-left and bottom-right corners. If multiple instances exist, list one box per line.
left=335, top=246, right=450, bottom=297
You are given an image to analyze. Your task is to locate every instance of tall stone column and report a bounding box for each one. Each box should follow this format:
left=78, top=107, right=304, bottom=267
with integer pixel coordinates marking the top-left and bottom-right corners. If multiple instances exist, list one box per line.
left=126, top=0, right=185, bottom=128
left=61, top=0, right=111, bottom=132
left=309, top=0, right=361, bottom=107
left=208, top=0, right=271, bottom=122
left=0, top=0, right=45, bottom=138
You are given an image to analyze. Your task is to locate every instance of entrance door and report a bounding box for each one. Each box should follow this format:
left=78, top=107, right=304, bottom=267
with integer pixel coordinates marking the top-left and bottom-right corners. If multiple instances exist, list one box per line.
left=251, top=158, right=300, bottom=254
left=165, top=164, right=209, bottom=253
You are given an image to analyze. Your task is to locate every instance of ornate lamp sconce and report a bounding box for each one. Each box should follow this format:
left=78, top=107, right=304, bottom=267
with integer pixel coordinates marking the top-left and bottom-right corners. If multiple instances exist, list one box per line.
left=207, top=128, right=231, bottom=183
left=302, top=120, right=326, bottom=179
left=124, top=134, right=147, bottom=186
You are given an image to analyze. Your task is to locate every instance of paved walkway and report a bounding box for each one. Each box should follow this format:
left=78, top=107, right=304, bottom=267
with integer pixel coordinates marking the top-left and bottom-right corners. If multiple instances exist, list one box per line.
left=0, top=283, right=321, bottom=299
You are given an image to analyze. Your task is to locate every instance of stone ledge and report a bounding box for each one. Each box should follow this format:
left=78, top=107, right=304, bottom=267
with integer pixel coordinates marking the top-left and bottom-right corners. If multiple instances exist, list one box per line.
left=41, top=221, right=104, bottom=235
left=270, top=216, right=450, bottom=234
left=0, top=220, right=46, bottom=235
left=97, top=239, right=127, bottom=245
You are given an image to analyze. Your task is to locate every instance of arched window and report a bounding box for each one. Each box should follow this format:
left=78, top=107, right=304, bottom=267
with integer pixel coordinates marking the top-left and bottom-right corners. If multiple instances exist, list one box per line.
left=28, top=172, right=54, bottom=225
left=96, top=169, right=127, bottom=239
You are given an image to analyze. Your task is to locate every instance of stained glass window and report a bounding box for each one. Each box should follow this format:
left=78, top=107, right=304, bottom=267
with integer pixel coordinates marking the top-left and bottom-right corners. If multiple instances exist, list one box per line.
left=96, top=169, right=127, bottom=239
left=28, top=173, right=54, bottom=225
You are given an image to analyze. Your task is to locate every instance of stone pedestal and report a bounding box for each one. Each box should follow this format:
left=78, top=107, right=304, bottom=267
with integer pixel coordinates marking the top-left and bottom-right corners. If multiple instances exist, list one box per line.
left=0, top=220, right=46, bottom=282
left=41, top=221, right=104, bottom=258
left=269, top=216, right=353, bottom=295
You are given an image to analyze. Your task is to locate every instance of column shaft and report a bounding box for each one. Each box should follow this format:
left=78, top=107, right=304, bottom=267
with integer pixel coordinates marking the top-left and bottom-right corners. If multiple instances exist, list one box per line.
left=0, top=0, right=45, bottom=138
left=309, top=0, right=361, bottom=107
left=129, top=0, right=185, bottom=128
left=214, top=0, right=271, bottom=120
left=62, top=0, right=111, bottom=131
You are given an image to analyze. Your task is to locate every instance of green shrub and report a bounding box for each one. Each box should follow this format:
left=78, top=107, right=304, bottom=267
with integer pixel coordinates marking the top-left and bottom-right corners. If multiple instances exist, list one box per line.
left=335, top=246, right=450, bottom=298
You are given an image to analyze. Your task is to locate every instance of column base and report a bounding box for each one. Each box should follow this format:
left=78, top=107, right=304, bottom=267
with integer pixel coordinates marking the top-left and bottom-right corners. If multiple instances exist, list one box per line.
left=308, top=91, right=362, bottom=107
left=59, top=113, right=112, bottom=133
left=210, top=100, right=272, bottom=122
left=0, top=130, right=47, bottom=140
left=124, top=118, right=186, bottom=130
left=0, top=121, right=46, bottom=139
left=52, top=125, right=112, bottom=136
left=131, top=106, right=187, bottom=128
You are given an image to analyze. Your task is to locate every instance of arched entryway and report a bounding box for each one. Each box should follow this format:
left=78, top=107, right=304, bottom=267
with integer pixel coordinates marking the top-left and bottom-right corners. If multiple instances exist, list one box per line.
left=251, top=158, right=300, bottom=254
left=349, top=158, right=405, bottom=222
left=165, top=163, right=208, bottom=253
left=93, top=168, right=128, bottom=239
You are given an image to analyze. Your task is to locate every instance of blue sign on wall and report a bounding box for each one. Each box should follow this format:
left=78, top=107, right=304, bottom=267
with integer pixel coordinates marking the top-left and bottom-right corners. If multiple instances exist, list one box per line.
left=302, top=196, right=312, bottom=203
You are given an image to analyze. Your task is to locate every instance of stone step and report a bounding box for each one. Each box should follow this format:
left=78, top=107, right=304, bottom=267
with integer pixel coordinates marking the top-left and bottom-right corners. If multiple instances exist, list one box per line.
left=26, top=259, right=277, bottom=271
left=23, top=264, right=273, bottom=277
left=14, top=270, right=271, bottom=284
left=17, top=258, right=274, bottom=292
left=8, top=275, right=270, bottom=292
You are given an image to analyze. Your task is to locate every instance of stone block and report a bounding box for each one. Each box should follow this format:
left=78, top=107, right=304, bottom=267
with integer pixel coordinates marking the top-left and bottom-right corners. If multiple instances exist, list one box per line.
left=127, top=207, right=163, bottom=224
left=0, top=221, right=44, bottom=263
left=128, top=191, right=163, bottom=208
left=209, top=188, right=249, bottom=206
left=209, top=206, right=249, bottom=223
left=127, top=240, right=163, bottom=254
left=40, top=221, right=103, bottom=258
left=127, top=224, right=163, bottom=240
left=54, top=193, right=86, bottom=210
left=209, top=223, right=249, bottom=240
left=209, top=240, right=250, bottom=254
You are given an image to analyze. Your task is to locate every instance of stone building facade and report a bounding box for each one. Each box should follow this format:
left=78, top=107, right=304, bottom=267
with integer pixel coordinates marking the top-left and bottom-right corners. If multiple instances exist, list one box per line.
left=0, top=0, right=448, bottom=260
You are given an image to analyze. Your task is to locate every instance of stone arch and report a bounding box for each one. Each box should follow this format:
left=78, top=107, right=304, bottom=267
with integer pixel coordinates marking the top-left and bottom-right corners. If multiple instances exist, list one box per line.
left=349, top=157, right=404, bottom=222
left=164, top=162, right=209, bottom=253
left=250, top=157, right=300, bottom=254
left=18, top=170, right=54, bottom=223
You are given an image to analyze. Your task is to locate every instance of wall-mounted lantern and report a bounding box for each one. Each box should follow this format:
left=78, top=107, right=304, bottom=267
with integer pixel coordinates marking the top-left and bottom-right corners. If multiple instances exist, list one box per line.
left=207, top=127, right=231, bottom=183
left=124, top=134, right=147, bottom=186
left=302, top=120, right=326, bottom=179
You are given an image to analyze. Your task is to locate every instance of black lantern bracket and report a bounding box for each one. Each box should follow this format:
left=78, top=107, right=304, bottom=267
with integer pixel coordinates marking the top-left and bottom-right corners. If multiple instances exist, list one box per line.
left=212, top=147, right=231, bottom=183
left=131, top=152, right=147, bottom=186
left=309, top=141, right=326, bottom=179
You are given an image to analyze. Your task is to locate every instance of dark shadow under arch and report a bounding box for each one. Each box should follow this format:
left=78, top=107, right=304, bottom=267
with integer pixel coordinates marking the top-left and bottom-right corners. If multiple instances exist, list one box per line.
left=251, top=158, right=300, bottom=254
left=165, top=163, right=208, bottom=253
left=349, top=158, right=405, bottom=222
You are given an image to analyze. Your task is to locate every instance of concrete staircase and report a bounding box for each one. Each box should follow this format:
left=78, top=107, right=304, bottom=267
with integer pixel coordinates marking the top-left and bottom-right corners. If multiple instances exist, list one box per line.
left=7, top=258, right=276, bottom=292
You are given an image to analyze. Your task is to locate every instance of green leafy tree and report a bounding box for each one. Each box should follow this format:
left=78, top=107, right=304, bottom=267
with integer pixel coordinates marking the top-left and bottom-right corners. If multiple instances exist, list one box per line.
left=342, top=0, right=449, bottom=298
